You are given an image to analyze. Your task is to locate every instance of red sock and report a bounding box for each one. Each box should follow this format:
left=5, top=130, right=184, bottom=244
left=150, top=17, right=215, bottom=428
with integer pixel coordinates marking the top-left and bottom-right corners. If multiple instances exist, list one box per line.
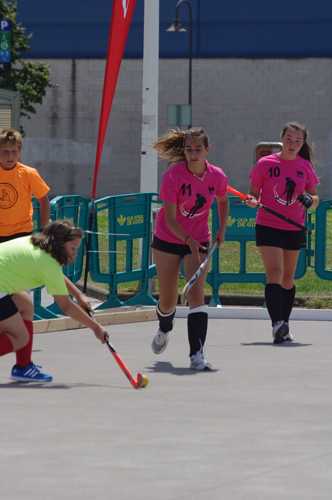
left=15, top=319, right=33, bottom=368
left=0, top=333, right=14, bottom=356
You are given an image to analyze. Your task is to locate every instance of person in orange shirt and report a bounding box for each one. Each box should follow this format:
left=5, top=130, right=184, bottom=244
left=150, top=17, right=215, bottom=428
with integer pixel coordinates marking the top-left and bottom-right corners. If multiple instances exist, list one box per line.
left=0, top=128, right=50, bottom=243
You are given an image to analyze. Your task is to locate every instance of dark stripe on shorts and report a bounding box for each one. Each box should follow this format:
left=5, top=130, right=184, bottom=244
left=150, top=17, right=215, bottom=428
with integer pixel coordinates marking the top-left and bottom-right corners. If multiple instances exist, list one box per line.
left=0, top=232, right=32, bottom=244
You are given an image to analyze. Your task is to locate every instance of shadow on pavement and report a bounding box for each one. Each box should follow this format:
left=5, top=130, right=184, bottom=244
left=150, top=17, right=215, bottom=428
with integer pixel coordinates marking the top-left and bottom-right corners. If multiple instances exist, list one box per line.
left=0, top=382, right=116, bottom=390
left=240, top=342, right=313, bottom=347
left=146, top=360, right=219, bottom=375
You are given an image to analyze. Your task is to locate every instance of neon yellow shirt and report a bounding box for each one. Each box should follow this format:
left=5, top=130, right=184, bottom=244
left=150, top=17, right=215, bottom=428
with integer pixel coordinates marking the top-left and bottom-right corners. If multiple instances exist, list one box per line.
left=0, top=236, right=68, bottom=296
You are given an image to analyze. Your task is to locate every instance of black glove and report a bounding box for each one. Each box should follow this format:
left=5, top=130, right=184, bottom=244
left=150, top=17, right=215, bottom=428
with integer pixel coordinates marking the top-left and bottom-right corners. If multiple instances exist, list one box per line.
left=297, top=193, right=313, bottom=209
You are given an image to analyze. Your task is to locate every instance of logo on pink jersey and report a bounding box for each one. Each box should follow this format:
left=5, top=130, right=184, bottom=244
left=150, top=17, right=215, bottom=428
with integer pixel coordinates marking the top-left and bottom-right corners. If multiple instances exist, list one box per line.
left=180, top=193, right=207, bottom=218
left=273, top=177, right=298, bottom=206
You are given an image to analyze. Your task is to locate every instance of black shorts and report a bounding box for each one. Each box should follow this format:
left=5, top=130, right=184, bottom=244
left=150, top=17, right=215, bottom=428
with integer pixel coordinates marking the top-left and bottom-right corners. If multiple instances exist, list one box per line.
left=0, top=232, right=32, bottom=244
left=0, top=294, right=19, bottom=321
left=151, top=235, right=210, bottom=257
left=255, top=224, right=306, bottom=250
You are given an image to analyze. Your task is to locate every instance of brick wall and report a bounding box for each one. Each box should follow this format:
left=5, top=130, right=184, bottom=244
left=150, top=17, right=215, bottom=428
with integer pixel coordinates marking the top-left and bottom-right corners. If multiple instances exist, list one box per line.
left=20, top=58, right=332, bottom=200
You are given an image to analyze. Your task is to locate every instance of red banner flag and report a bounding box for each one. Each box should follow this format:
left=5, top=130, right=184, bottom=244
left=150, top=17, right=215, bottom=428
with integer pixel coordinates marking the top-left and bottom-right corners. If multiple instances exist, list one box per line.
left=92, top=0, right=137, bottom=199
left=83, top=0, right=137, bottom=294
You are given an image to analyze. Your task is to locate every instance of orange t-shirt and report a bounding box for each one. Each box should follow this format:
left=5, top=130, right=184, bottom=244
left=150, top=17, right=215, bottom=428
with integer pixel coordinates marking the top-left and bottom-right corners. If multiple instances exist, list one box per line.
left=0, top=162, right=50, bottom=236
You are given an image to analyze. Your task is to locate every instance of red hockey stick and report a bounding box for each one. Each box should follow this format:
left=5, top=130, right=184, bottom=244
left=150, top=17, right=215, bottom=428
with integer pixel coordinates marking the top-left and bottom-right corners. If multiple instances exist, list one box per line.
left=87, top=310, right=148, bottom=389
left=103, top=336, right=149, bottom=389
left=227, top=185, right=311, bottom=234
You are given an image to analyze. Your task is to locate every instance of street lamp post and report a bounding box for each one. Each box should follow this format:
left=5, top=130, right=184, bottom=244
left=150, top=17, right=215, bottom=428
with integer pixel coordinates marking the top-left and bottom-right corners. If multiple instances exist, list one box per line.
left=167, top=0, right=192, bottom=128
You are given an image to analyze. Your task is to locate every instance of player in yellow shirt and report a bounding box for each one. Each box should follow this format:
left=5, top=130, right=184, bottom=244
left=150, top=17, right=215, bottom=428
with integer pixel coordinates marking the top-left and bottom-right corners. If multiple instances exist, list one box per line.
left=0, top=220, right=109, bottom=382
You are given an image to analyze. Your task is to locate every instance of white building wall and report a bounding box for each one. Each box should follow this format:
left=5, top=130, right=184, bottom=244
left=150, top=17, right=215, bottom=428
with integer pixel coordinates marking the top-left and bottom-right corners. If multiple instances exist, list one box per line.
left=20, top=58, right=332, bottom=200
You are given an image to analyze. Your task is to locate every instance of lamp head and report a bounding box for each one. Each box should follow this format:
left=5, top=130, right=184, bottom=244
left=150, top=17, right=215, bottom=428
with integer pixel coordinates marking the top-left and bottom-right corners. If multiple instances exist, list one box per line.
left=166, top=18, right=187, bottom=32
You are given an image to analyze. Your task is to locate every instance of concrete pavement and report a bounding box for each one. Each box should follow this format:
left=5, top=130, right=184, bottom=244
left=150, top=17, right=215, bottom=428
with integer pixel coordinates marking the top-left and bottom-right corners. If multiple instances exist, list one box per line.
left=1, top=306, right=332, bottom=499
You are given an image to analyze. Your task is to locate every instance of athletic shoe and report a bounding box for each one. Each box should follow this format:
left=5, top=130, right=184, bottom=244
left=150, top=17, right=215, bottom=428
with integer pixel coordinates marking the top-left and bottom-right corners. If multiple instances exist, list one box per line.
left=10, top=363, right=53, bottom=383
left=151, top=329, right=169, bottom=354
left=272, top=321, right=290, bottom=344
left=189, top=348, right=212, bottom=371
left=283, top=323, right=294, bottom=341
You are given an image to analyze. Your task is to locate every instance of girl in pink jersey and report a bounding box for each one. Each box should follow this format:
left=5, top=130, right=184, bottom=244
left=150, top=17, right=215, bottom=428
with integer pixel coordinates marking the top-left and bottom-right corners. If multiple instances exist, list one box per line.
left=246, top=122, right=319, bottom=343
left=150, top=127, right=229, bottom=369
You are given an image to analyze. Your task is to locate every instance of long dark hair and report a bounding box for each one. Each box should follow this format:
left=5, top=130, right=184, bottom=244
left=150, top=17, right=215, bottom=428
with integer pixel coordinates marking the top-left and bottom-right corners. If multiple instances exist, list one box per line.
left=151, top=127, right=210, bottom=170
left=281, top=121, right=316, bottom=165
left=31, top=220, right=84, bottom=265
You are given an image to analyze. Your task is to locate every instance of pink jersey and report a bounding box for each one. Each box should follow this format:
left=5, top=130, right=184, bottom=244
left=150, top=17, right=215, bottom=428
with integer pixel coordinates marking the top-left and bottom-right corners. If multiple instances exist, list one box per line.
left=155, top=161, right=227, bottom=244
left=249, top=153, right=319, bottom=230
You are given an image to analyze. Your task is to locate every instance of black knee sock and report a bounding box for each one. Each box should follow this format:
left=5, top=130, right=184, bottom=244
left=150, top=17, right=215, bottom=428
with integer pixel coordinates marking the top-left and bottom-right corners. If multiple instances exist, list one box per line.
left=282, top=285, right=296, bottom=323
left=156, top=301, right=176, bottom=333
left=187, top=306, right=208, bottom=357
left=265, top=283, right=283, bottom=325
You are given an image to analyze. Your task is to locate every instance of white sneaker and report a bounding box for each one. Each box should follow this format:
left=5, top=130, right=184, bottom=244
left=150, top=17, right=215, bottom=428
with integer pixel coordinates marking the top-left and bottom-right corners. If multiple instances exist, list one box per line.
left=283, top=324, right=294, bottom=341
left=189, top=348, right=212, bottom=371
left=272, top=321, right=289, bottom=344
left=151, top=329, right=169, bottom=354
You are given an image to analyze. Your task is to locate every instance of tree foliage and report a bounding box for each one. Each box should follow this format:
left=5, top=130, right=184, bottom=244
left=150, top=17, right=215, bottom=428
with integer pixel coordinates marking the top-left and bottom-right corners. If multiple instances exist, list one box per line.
left=0, top=0, right=56, bottom=134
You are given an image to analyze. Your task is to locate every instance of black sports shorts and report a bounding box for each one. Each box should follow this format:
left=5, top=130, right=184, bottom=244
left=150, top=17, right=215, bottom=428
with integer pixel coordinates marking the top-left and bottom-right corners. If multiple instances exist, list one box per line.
left=151, top=235, right=210, bottom=257
left=0, top=294, right=19, bottom=321
left=255, top=224, right=306, bottom=250
left=0, top=232, right=32, bottom=244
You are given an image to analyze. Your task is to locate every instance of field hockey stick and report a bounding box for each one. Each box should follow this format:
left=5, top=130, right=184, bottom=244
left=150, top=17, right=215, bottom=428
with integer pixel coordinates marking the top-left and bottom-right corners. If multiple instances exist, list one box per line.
left=86, top=310, right=148, bottom=389
left=181, top=239, right=219, bottom=306
left=226, top=185, right=311, bottom=234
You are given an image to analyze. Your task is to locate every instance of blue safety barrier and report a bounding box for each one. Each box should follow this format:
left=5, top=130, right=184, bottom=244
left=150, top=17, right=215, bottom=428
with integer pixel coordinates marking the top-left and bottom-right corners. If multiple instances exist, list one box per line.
left=45, top=195, right=89, bottom=315
left=88, top=192, right=160, bottom=309
left=206, top=197, right=309, bottom=306
left=315, top=199, right=332, bottom=280
left=31, top=197, right=59, bottom=320
left=29, top=193, right=330, bottom=316
left=32, top=195, right=89, bottom=319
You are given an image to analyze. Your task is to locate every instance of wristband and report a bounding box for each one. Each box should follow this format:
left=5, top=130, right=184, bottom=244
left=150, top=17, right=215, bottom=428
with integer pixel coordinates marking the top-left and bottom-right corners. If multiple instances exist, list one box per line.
left=184, top=235, right=190, bottom=244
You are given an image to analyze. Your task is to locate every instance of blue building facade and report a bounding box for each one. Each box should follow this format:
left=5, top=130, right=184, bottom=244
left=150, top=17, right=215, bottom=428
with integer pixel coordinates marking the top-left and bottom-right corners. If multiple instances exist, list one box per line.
left=17, top=0, right=332, bottom=59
